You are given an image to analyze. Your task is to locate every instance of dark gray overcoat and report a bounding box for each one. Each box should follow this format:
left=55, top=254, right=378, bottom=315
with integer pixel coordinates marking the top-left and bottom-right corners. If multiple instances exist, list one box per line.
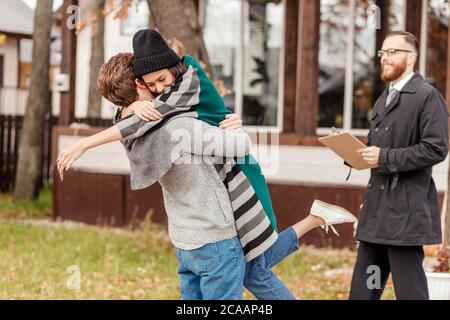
left=355, top=73, right=449, bottom=246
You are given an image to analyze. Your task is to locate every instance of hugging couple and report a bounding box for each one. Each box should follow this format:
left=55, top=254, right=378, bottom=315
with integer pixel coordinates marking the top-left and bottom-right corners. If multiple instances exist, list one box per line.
left=56, top=28, right=357, bottom=300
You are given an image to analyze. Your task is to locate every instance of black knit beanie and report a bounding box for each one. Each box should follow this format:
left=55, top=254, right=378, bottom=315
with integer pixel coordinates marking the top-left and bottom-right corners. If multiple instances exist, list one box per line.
left=132, top=29, right=181, bottom=77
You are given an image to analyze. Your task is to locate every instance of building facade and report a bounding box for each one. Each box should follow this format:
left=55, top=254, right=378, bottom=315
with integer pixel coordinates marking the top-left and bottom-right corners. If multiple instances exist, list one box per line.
left=56, top=0, right=450, bottom=248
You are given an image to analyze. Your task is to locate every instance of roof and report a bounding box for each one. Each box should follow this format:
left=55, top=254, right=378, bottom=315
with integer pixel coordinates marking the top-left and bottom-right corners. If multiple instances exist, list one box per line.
left=0, top=0, right=34, bottom=36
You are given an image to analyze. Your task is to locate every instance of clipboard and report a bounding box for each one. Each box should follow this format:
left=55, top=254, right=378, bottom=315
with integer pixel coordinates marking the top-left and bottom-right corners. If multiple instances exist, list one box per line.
left=318, top=129, right=377, bottom=170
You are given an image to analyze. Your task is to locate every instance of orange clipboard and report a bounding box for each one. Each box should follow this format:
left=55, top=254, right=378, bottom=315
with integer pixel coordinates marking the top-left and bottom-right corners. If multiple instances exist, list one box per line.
left=318, top=131, right=377, bottom=170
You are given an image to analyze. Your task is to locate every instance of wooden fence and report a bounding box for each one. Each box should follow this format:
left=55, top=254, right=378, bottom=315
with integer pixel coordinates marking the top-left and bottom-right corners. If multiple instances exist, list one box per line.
left=0, top=115, right=112, bottom=193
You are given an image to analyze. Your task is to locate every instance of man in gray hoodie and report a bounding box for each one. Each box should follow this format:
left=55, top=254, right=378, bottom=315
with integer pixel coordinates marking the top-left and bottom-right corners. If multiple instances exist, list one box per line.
left=157, top=112, right=251, bottom=300
left=104, top=64, right=252, bottom=299
left=57, top=52, right=358, bottom=300
left=106, top=63, right=252, bottom=299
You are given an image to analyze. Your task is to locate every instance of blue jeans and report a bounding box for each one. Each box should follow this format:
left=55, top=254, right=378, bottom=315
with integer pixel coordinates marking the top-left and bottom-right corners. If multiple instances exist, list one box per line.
left=244, top=227, right=300, bottom=300
left=175, top=236, right=245, bottom=300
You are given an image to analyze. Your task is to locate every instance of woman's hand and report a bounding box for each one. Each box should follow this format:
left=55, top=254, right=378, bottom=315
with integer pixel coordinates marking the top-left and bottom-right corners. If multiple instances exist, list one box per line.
left=128, top=100, right=162, bottom=122
left=219, top=113, right=243, bottom=131
left=56, top=141, right=87, bottom=176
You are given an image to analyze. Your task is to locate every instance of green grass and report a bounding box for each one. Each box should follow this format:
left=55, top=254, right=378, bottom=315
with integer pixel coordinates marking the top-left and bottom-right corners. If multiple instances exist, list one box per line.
left=0, top=184, right=52, bottom=219
left=0, top=186, right=396, bottom=299
left=0, top=218, right=180, bottom=299
left=0, top=219, right=396, bottom=300
left=269, top=245, right=396, bottom=300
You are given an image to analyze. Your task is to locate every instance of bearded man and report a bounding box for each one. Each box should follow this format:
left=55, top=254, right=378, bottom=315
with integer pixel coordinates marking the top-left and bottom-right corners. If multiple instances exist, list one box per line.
left=349, top=31, right=449, bottom=300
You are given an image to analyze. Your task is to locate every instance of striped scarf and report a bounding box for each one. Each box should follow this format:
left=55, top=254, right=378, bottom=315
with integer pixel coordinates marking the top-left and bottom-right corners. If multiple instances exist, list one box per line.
left=214, top=159, right=278, bottom=262
left=114, top=65, right=278, bottom=262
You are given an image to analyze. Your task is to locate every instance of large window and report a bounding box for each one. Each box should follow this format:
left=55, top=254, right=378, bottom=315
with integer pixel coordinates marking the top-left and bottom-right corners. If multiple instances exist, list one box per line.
left=425, top=0, right=449, bottom=97
left=351, top=0, right=405, bottom=130
left=318, top=0, right=406, bottom=135
left=201, top=0, right=285, bottom=130
left=121, top=0, right=153, bottom=35
left=318, top=0, right=350, bottom=130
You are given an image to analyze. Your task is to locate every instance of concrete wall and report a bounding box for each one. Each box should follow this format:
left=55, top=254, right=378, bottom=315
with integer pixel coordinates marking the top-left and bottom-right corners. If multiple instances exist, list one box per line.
left=0, top=36, right=25, bottom=115
left=0, top=35, right=61, bottom=115
left=59, top=134, right=449, bottom=192
left=0, top=36, right=18, bottom=88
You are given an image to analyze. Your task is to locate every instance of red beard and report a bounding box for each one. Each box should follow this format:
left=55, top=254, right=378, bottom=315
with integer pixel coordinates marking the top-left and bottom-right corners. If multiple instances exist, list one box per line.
left=381, top=58, right=407, bottom=82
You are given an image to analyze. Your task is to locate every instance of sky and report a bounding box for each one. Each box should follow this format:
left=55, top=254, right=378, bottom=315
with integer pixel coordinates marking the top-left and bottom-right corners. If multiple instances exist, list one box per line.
left=22, top=0, right=64, bottom=11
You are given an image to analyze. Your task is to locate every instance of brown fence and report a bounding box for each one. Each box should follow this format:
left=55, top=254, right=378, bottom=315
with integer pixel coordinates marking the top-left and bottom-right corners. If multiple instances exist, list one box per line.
left=0, top=115, right=113, bottom=193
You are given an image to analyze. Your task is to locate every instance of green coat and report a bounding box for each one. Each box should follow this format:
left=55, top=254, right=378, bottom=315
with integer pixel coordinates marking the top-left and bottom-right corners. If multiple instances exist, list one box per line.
left=183, top=55, right=278, bottom=231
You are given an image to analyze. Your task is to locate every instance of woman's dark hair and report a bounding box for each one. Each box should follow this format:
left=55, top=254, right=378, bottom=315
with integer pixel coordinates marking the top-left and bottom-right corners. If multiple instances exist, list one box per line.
left=168, top=62, right=187, bottom=79
left=137, top=62, right=187, bottom=92
left=138, top=62, right=187, bottom=84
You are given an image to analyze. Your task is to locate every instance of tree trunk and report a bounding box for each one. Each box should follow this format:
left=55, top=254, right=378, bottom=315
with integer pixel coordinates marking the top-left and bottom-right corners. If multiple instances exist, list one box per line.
left=146, top=0, right=212, bottom=76
left=87, top=0, right=105, bottom=118
left=14, top=0, right=53, bottom=200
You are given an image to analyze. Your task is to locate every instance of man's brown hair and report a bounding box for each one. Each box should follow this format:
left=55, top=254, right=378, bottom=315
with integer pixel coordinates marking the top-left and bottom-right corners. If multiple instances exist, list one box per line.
left=96, top=53, right=138, bottom=107
left=386, top=31, right=420, bottom=53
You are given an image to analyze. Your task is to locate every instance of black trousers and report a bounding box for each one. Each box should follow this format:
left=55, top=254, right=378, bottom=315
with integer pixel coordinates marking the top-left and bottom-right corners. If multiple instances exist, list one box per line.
left=349, top=241, right=429, bottom=300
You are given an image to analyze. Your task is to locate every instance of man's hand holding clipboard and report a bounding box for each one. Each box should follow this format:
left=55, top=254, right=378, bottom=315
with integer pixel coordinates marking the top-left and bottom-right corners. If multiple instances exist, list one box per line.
left=318, top=128, right=379, bottom=170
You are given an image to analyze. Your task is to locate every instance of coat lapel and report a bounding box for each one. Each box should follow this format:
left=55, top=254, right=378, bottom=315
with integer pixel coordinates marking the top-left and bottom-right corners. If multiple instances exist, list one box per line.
left=373, top=89, right=388, bottom=126
left=373, top=72, right=425, bottom=126
left=385, top=91, right=401, bottom=112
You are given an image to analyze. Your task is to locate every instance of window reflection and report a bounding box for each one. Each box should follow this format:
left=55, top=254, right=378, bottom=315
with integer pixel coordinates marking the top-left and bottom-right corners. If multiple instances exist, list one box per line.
left=242, top=0, right=283, bottom=126
left=352, top=0, right=406, bottom=129
left=318, top=0, right=349, bottom=128
left=202, top=0, right=241, bottom=113
left=318, top=0, right=407, bottom=130
left=121, top=0, right=153, bottom=36
left=426, top=0, right=449, bottom=96
left=202, top=0, right=283, bottom=127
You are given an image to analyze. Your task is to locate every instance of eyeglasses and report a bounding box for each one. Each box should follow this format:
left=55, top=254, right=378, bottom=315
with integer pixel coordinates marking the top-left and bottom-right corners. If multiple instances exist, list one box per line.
left=377, top=48, right=414, bottom=58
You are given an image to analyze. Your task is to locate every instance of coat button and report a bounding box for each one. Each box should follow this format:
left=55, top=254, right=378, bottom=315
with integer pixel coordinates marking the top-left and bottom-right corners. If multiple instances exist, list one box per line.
left=385, top=126, right=389, bottom=131
left=380, top=185, right=385, bottom=191
left=368, top=183, right=373, bottom=188
left=375, top=127, right=379, bottom=132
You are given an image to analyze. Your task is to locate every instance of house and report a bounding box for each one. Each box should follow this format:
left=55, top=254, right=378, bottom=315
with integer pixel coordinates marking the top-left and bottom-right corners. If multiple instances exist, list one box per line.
left=0, top=0, right=34, bottom=115
left=0, top=0, right=62, bottom=115
left=54, top=0, right=450, bottom=248
left=74, top=0, right=150, bottom=119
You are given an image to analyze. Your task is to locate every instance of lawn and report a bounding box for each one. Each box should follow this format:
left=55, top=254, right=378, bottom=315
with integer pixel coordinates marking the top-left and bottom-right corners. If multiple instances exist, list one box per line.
left=0, top=187, right=396, bottom=300
left=0, top=184, right=52, bottom=220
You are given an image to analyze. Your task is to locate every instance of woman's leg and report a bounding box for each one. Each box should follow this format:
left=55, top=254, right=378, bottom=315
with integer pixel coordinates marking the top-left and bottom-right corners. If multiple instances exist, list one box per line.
left=244, top=201, right=356, bottom=300
left=244, top=253, right=296, bottom=300
left=264, top=216, right=325, bottom=269
left=243, top=217, right=325, bottom=300
left=292, top=215, right=325, bottom=239
left=255, top=200, right=355, bottom=270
